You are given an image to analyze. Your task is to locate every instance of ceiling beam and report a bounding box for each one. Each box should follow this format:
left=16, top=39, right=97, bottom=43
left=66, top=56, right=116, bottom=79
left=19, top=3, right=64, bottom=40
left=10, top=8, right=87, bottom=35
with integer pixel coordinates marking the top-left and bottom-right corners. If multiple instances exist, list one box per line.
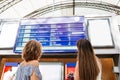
left=0, top=0, right=22, bottom=14
left=24, top=0, right=120, bottom=18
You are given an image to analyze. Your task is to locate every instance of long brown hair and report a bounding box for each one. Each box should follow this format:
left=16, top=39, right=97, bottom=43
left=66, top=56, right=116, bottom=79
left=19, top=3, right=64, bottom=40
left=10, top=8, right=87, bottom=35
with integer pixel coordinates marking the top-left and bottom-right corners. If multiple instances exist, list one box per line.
left=77, top=39, right=99, bottom=80
left=22, top=40, right=42, bottom=62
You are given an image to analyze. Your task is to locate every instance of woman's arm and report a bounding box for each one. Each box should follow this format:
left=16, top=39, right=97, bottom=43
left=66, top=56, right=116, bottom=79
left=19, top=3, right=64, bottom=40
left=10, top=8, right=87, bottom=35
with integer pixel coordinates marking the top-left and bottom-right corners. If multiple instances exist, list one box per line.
left=31, top=70, right=39, bottom=80
left=30, top=61, right=39, bottom=80
left=74, top=61, right=79, bottom=80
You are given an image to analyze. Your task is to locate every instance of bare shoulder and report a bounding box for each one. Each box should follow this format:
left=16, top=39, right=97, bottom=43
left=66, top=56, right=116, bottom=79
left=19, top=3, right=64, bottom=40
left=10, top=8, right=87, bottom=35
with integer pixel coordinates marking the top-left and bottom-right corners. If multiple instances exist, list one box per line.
left=95, top=56, right=102, bottom=66
left=20, top=60, right=39, bottom=67
left=28, top=60, right=39, bottom=67
left=20, top=61, right=26, bottom=66
left=95, top=56, right=100, bottom=60
left=96, top=57, right=101, bottom=62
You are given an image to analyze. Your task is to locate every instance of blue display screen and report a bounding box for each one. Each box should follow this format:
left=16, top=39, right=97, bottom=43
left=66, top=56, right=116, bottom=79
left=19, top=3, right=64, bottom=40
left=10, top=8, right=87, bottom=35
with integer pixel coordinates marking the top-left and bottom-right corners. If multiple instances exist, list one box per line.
left=14, top=16, right=86, bottom=53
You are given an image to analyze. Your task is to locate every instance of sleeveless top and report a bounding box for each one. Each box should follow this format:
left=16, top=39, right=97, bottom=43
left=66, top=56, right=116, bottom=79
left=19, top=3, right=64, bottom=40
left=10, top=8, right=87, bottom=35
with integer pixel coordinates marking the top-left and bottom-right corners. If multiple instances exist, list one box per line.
left=15, top=65, right=42, bottom=80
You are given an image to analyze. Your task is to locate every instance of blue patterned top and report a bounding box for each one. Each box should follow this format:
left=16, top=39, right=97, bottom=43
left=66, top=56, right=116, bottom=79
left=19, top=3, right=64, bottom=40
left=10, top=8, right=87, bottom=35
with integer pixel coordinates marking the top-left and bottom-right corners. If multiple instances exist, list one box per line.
left=15, top=65, right=42, bottom=80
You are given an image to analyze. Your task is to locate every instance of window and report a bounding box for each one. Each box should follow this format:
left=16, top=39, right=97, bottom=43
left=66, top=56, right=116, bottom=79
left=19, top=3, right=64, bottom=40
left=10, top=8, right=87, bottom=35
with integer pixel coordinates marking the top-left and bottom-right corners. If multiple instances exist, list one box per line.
left=0, top=20, right=19, bottom=48
left=87, top=18, right=114, bottom=47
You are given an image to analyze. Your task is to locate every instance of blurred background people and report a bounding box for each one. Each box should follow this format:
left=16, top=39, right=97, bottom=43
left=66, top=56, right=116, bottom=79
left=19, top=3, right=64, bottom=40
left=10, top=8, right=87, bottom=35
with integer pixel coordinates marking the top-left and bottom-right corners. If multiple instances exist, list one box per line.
left=3, top=68, right=14, bottom=80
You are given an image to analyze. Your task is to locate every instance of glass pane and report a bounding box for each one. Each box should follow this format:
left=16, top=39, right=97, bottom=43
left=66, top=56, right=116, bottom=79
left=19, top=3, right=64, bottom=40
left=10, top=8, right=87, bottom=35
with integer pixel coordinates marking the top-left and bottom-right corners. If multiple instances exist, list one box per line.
left=39, top=62, right=64, bottom=80
left=0, top=21, right=19, bottom=48
left=88, top=19, right=113, bottom=47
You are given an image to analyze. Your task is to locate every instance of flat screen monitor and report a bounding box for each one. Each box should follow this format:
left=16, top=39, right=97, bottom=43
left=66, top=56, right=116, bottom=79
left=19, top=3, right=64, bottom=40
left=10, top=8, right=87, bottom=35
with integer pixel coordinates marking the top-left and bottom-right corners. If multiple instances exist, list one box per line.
left=87, top=19, right=114, bottom=48
left=14, top=16, right=86, bottom=53
left=1, top=62, right=64, bottom=80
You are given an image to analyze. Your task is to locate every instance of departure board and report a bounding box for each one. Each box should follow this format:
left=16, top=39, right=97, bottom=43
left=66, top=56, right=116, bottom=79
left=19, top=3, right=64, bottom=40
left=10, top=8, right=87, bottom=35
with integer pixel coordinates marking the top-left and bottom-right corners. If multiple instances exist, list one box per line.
left=14, top=16, right=86, bottom=53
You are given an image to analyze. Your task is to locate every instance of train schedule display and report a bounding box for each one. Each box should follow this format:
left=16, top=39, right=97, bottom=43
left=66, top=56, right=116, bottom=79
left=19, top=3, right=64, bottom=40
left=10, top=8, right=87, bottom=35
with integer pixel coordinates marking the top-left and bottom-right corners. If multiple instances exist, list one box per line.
left=14, top=16, right=86, bottom=53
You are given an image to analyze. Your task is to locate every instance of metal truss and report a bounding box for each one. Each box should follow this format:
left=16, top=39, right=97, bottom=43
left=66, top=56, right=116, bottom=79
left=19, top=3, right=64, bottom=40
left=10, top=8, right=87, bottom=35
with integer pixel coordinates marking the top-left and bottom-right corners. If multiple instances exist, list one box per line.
left=24, top=0, right=120, bottom=18
left=0, top=0, right=22, bottom=14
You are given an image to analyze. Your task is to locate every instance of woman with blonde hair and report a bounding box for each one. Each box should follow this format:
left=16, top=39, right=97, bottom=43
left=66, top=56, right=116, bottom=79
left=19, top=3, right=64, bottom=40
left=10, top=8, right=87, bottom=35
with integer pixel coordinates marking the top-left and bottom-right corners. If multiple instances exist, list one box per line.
left=74, top=39, right=102, bottom=80
left=15, top=40, right=42, bottom=80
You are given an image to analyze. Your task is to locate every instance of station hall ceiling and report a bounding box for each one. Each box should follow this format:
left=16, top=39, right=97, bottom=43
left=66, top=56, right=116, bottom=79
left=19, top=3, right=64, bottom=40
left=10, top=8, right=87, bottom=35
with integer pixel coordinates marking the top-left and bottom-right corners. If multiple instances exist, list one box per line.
left=0, top=0, right=120, bottom=18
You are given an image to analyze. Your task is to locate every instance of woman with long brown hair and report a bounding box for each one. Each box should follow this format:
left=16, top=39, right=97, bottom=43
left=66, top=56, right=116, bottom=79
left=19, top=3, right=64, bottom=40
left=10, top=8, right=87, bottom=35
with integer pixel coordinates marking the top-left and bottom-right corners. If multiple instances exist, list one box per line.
left=74, top=39, right=102, bottom=80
